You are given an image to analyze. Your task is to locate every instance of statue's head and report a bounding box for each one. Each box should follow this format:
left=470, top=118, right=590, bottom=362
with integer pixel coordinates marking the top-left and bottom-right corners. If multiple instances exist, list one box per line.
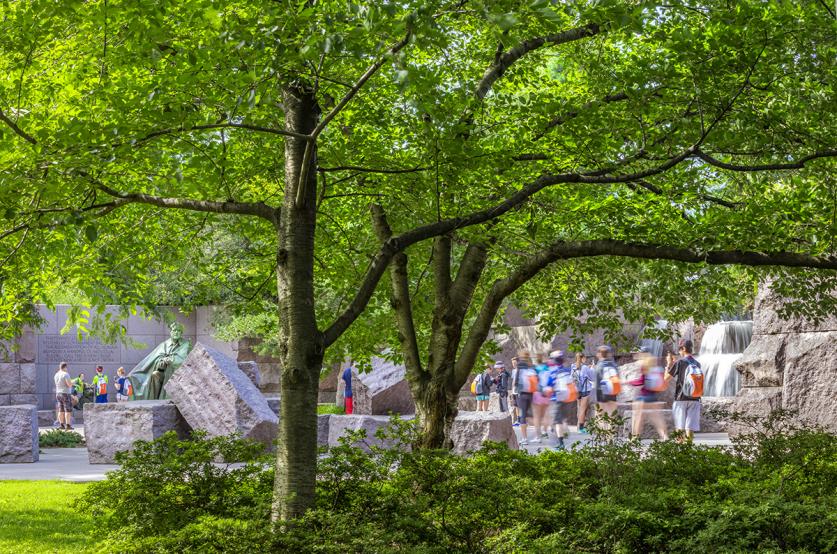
left=169, top=322, right=184, bottom=341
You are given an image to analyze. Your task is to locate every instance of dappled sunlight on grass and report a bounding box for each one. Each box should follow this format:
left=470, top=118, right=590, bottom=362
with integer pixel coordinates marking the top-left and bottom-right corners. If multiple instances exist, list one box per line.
left=0, top=481, right=95, bottom=553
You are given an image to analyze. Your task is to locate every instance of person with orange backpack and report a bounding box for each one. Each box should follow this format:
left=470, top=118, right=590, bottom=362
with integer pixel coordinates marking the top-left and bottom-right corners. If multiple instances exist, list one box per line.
left=665, top=338, right=703, bottom=442
left=547, top=351, right=576, bottom=450
left=92, top=365, right=109, bottom=404
left=628, top=347, right=668, bottom=440
left=594, top=345, right=620, bottom=427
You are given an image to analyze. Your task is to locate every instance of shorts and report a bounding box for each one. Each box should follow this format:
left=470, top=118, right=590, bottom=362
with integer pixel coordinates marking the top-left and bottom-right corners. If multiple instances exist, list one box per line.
left=517, top=393, right=533, bottom=424
left=673, top=400, right=701, bottom=431
left=476, top=394, right=490, bottom=401
left=636, top=392, right=660, bottom=402
left=55, top=393, right=73, bottom=413
left=552, top=402, right=573, bottom=424
left=533, top=392, right=550, bottom=406
left=579, top=390, right=591, bottom=399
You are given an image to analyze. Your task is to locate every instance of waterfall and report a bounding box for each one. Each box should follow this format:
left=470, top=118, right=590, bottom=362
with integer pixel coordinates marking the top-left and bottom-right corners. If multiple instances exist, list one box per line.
left=697, top=320, right=753, bottom=397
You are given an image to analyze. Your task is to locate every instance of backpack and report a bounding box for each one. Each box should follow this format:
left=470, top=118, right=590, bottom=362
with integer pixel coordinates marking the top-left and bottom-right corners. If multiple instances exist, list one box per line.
left=124, top=379, right=134, bottom=397
left=482, top=372, right=494, bottom=393
left=645, top=366, right=668, bottom=392
left=519, top=367, right=538, bottom=394
left=470, top=378, right=479, bottom=395
left=573, top=366, right=591, bottom=394
left=555, top=372, right=579, bottom=403
left=599, top=365, right=621, bottom=396
left=681, top=357, right=704, bottom=399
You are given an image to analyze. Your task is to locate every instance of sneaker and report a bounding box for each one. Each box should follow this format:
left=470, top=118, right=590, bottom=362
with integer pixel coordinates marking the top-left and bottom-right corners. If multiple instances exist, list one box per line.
left=531, top=437, right=541, bottom=443
left=540, top=432, right=549, bottom=438
left=519, top=439, right=528, bottom=446
left=65, top=426, right=74, bottom=430
left=512, top=422, right=520, bottom=427
left=556, top=439, right=566, bottom=450
left=578, top=427, right=589, bottom=435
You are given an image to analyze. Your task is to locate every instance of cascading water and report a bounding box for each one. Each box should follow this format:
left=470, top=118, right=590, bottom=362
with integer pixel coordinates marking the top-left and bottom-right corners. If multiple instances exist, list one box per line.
left=697, top=320, right=753, bottom=397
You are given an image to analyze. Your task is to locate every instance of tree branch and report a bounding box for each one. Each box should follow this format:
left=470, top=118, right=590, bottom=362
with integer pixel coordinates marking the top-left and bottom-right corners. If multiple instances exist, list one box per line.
left=0, top=108, right=37, bottom=145
left=453, top=238, right=837, bottom=383
left=322, top=147, right=837, bottom=346
left=318, top=165, right=431, bottom=174
left=133, top=122, right=312, bottom=145
left=370, top=204, right=426, bottom=382
left=475, top=23, right=600, bottom=100
left=694, top=149, right=837, bottom=172
left=96, top=184, right=279, bottom=224
left=533, top=90, right=632, bottom=140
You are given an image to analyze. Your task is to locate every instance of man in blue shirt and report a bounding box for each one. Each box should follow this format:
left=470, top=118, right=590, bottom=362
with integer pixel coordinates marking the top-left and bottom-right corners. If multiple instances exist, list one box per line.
left=342, top=365, right=353, bottom=414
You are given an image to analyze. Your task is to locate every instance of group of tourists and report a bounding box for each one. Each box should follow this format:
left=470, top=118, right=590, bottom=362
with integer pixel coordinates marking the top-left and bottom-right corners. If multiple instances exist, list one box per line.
left=52, top=362, right=134, bottom=429
left=472, top=339, right=704, bottom=447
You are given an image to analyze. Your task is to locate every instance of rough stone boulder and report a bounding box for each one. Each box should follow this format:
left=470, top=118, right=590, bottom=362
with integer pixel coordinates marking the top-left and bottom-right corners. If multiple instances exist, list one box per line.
left=237, top=361, right=261, bottom=388
left=326, top=414, right=408, bottom=451
left=317, top=414, right=331, bottom=448
left=84, top=400, right=190, bottom=464
left=0, top=405, right=38, bottom=463
left=457, top=394, right=476, bottom=412
left=165, top=343, right=278, bottom=447
left=732, top=283, right=837, bottom=432
left=265, top=394, right=280, bottom=418
left=339, top=358, right=415, bottom=415
left=450, top=411, right=518, bottom=454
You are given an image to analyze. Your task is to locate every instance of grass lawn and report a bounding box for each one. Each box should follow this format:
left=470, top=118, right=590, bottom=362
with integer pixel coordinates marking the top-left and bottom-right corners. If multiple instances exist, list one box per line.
left=0, top=481, right=95, bottom=553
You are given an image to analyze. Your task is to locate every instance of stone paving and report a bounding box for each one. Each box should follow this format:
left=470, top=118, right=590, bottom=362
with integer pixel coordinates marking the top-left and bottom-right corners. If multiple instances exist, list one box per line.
left=0, top=425, right=732, bottom=482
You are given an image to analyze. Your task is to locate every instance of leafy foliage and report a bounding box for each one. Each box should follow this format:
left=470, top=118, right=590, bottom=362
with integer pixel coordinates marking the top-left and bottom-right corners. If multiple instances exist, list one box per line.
left=83, top=413, right=837, bottom=553
left=38, top=428, right=85, bottom=448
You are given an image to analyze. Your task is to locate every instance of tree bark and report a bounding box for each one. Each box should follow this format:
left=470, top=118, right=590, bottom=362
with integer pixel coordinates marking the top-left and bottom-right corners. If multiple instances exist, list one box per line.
left=412, top=370, right=459, bottom=450
left=272, top=84, right=322, bottom=521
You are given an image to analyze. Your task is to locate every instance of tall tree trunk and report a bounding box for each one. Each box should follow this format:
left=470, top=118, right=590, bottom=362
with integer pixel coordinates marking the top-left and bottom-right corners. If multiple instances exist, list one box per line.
left=412, top=369, right=459, bottom=449
left=272, top=84, right=322, bottom=520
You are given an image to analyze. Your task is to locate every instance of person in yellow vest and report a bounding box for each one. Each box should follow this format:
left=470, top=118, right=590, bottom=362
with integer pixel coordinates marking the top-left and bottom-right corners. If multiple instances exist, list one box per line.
left=92, top=366, right=109, bottom=403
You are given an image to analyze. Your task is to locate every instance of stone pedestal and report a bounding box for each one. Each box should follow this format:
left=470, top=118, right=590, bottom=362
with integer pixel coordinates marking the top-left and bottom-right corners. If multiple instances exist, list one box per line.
left=0, top=405, right=38, bottom=462
left=84, top=400, right=190, bottom=463
left=450, top=411, right=518, bottom=454
left=165, top=343, right=278, bottom=447
left=326, top=415, right=407, bottom=451
left=338, top=359, right=415, bottom=415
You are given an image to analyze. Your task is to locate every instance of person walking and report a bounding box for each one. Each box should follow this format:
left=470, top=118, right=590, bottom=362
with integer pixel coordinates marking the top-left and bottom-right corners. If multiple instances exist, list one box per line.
left=531, top=354, right=551, bottom=442
left=628, top=348, right=668, bottom=440
left=515, top=351, right=536, bottom=445
left=665, top=339, right=703, bottom=442
left=342, top=365, right=354, bottom=415
left=549, top=351, right=576, bottom=450
left=493, top=361, right=510, bottom=412
left=594, top=345, right=620, bottom=428
left=54, top=362, right=74, bottom=430
left=571, top=352, right=595, bottom=434
left=92, top=366, right=109, bottom=404
left=114, top=367, right=132, bottom=402
left=510, top=358, right=520, bottom=425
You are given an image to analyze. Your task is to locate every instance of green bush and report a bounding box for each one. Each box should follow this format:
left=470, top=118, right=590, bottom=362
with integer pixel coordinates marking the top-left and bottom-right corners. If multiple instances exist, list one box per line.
left=81, top=413, right=837, bottom=553
left=38, top=429, right=85, bottom=448
left=317, top=403, right=346, bottom=415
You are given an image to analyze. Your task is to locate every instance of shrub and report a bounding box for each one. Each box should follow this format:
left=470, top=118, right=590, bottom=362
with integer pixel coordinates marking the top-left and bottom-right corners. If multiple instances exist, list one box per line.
left=80, top=413, right=837, bottom=553
left=39, top=428, right=85, bottom=448
left=317, top=403, right=346, bottom=415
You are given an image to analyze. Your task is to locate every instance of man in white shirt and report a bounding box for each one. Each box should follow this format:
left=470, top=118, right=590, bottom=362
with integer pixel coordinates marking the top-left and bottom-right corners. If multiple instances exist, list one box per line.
left=54, top=362, right=74, bottom=430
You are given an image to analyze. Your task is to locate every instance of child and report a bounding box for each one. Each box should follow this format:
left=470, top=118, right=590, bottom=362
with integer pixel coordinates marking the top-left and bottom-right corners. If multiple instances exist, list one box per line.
left=92, top=366, right=109, bottom=404
left=115, top=367, right=131, bottom=402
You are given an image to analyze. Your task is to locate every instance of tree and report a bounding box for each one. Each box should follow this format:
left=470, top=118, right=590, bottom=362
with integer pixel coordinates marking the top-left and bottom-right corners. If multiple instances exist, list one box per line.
left=1, top=0, right=835, bottom=516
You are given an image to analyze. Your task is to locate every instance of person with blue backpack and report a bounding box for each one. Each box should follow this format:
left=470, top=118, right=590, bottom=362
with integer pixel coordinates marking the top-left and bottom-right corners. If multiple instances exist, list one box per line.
left=547, top=351, right=576, bottom=450
left=594, top=345, right=620, bottom=428
left=665, top=339, right=704, bottom=442
left=513, top=351, right=536, bottom=445
left=571, top=352, right=595, bottom=434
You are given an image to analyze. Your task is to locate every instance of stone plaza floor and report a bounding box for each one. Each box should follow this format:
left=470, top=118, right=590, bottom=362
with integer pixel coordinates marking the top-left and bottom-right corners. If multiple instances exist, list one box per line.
left=0, top=426, right=733, bottom=482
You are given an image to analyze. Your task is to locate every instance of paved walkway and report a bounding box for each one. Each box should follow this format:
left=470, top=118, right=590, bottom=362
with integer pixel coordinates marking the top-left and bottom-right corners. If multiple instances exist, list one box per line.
left=0, top=448, right=118, bottom=482
left=0, top=426, right=732, bottom=482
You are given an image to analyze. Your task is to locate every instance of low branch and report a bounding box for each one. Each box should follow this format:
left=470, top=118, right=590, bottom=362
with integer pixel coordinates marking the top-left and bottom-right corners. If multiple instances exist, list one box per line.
left=322, top=147, right=837, bottom=346
left=695, top=149, right=837, bottom=172
left=453, top=238, right=837, bottom=382
left=318, top=165, right=431, bottom=174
